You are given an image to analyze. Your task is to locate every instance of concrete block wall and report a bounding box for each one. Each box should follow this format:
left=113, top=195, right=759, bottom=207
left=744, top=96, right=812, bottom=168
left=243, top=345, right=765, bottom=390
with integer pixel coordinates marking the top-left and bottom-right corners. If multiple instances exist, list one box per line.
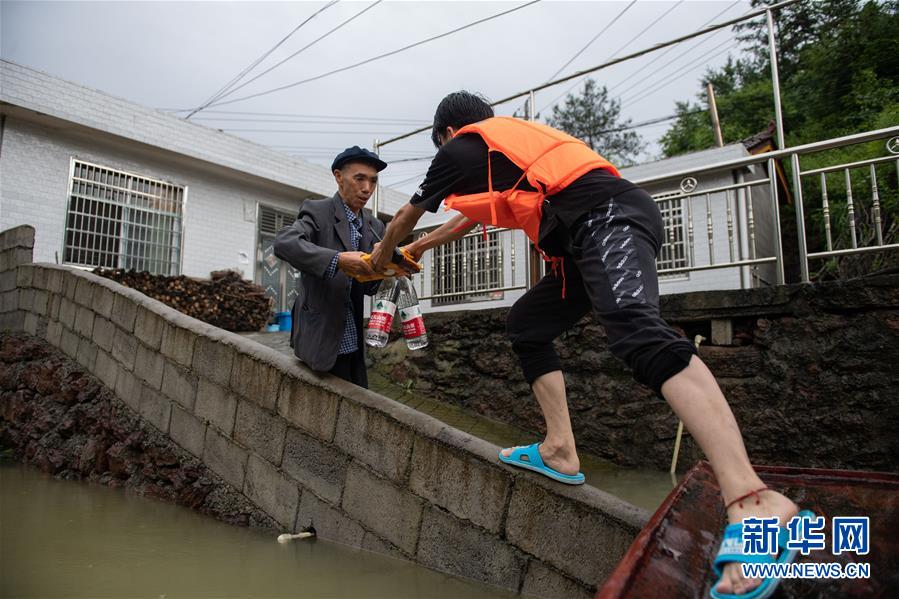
left=2, top=226, right=648, bottom=598
left=0, top=225, right=35, bottom=332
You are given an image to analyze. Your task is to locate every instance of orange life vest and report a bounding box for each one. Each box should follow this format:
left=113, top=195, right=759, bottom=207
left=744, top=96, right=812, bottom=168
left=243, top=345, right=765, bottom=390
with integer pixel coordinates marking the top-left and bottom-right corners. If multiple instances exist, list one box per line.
left=443, top=117, right=621, bottom=245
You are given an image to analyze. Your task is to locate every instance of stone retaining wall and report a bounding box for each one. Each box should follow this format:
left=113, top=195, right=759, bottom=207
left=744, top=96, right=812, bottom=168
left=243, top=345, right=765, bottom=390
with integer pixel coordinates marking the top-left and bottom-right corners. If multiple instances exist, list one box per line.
left=0, top=225, right=647, bottom=598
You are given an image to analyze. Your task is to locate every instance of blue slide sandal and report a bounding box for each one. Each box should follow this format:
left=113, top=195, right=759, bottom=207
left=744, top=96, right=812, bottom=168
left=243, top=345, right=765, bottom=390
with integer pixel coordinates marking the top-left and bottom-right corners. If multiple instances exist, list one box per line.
left=498, top=442, right=585, bottom=485
left=709, top=509, right=816, bottom=599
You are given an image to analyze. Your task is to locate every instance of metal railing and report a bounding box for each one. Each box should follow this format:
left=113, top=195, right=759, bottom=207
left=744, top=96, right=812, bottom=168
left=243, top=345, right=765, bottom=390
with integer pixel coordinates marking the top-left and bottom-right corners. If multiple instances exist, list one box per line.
left=632, top=126, right=899, bottom=284
left=415, top=226, right=529, bottom=303
left=414, top=126, right=899, bottom=304
left=646, top=169, right=783, bottom=285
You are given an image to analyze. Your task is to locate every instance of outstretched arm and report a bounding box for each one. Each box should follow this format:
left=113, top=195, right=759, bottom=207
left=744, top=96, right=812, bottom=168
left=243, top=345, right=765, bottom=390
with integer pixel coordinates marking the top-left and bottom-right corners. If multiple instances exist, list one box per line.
left=370, top=202, right=425, bottom=271
left=403, top=213, right=478, bottom=261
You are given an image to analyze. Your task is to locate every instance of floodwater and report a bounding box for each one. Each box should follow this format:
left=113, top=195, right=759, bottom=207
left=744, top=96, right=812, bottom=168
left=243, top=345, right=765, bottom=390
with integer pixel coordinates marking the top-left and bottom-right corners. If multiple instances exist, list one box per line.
left=0, top=461, right=516, bottom=599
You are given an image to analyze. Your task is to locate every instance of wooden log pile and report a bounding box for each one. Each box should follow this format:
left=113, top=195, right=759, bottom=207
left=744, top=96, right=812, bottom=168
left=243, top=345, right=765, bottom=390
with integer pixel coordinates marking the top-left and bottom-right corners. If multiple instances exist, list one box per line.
left=93, top=268, right=272, bottom=332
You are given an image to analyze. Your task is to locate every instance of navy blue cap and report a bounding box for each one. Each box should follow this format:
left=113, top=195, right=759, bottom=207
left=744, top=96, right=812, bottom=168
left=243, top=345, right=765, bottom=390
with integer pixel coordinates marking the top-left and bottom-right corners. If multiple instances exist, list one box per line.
left=331, top=146, right=388, bottom=172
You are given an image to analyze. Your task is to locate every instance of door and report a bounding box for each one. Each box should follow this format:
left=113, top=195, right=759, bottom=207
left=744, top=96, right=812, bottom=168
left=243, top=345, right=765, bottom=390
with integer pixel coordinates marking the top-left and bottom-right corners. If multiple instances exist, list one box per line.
left=257, top=204, right=300, bottom=313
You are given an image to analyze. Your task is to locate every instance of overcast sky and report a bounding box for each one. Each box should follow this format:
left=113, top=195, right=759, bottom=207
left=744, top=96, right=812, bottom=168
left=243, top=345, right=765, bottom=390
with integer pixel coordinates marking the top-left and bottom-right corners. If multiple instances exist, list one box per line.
left=2, top=0, right=758, bottom=194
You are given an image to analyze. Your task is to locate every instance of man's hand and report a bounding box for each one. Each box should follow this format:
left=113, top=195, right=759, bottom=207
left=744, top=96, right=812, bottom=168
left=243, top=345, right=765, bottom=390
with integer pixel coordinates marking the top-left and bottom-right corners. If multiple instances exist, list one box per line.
left=402, top=239, right=425, bottom=263
left=369, top=242, right=394, bottom=272
left=337, top=251, right=375, bottom=278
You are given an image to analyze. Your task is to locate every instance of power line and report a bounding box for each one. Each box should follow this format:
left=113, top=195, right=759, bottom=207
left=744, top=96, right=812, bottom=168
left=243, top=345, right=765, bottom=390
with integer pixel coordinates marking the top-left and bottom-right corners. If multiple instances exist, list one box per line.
left=611, top=11, right=750, bottom=100
left=186, top=0, right=339, bottom=118
left=379, top=0, right=801, bottom=147
left=545, top=0, right=637, bottom=83
left=205, top=0, right=543, bottom=108
left=387, top=155, right=436, bottom=164
left=190, top=116, right=429, bottom=126
left=166, top=109, right=429, bottom=123
left=606, top=0, right=742, bottom=95
left=539, top=0, right=684, bottom=114
left=382, top=171, right=430, bottom=188
left=217, top=128, right=415, bottom=134
left=209, top=1, right=383, bottom=105
left=621, top=39, right=739, bottom=108
left=593, top=109, right=706, bottom=135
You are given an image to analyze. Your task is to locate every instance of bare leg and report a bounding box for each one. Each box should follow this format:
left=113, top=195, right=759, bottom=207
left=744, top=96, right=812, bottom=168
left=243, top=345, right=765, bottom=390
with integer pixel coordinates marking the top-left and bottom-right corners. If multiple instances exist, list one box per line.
left=500, top=370, right=580, bottom=475
left=661, top=355, right=799, bottom=595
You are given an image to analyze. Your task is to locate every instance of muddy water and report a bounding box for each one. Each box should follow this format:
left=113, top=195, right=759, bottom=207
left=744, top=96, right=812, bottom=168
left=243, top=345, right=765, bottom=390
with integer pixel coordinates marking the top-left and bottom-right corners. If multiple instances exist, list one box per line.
left=0, top=461, right=516, bottom=599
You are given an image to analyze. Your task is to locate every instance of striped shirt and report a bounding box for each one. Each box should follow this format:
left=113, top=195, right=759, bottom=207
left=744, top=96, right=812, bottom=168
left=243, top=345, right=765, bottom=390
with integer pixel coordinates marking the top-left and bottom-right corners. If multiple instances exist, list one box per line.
left=324, top=202, right=363, bottom=355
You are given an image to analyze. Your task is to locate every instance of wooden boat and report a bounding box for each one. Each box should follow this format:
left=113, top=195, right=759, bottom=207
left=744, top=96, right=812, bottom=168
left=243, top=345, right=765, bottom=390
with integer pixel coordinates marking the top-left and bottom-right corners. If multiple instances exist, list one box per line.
left=597, top=461, right=899, bottom=598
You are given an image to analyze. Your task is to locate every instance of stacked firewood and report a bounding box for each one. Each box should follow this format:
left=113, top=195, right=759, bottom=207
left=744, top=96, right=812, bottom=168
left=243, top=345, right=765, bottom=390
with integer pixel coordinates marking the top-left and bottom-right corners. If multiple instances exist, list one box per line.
left=93, top=268, right=272, bottom=332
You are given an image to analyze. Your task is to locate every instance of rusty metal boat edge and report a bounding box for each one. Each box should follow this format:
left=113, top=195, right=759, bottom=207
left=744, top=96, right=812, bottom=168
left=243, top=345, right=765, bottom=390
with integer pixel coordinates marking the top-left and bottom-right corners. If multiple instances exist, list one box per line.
left=596, top=460, right=899, bottom=599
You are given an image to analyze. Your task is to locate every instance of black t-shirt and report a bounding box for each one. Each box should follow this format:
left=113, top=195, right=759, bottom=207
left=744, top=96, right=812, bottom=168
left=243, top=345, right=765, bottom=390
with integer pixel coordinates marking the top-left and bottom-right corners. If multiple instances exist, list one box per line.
left=410, top=133, right=639, bottom=253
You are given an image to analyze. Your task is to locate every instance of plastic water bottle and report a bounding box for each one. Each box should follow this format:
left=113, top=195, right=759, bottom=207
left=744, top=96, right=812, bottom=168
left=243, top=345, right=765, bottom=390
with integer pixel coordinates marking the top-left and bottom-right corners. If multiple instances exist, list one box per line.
left=397, top=277, right=428, bottom=350
left=365, top=278, right=398, bottom=348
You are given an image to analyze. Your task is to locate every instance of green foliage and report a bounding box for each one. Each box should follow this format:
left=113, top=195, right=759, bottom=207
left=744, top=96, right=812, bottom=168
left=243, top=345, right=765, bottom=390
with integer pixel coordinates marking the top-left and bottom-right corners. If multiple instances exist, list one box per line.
left=546, top=78, right=644, bottom=165
left=662, top=0, right=898, bottom=155
left=661, top=0, right=899, bottom=280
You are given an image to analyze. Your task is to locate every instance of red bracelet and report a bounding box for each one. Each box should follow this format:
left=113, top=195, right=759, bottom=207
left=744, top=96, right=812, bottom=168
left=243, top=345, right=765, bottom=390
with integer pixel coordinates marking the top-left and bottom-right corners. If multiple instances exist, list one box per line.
left=725, top=487, right=770, bottom=510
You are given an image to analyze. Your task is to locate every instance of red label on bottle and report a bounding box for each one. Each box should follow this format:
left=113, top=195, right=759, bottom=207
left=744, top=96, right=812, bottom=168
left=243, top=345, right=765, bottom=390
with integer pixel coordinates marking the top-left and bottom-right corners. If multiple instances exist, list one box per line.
left=400, top=305, right=426, bottom=338
left=368, top=300, right=396, bottom=333
left=402, top=316, right=426, bottom=338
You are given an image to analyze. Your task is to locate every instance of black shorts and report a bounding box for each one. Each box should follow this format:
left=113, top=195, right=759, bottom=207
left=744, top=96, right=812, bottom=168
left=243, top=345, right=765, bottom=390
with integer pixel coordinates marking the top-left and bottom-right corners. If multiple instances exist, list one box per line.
left=507, top=187, right=697, bottom=394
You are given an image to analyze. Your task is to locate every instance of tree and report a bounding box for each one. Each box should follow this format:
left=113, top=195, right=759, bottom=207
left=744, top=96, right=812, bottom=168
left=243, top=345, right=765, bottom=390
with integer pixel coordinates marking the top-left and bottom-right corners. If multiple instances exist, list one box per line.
left=660, top=0, right=899, bottom=280
left=546, top=78, right=644, bottom=165
left=661, top=0, right=898, bottom=156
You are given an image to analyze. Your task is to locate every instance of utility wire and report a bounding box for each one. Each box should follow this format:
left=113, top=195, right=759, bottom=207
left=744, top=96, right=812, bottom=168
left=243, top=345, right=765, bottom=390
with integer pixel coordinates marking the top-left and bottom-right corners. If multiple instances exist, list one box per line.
left=539, top=0, right=683, bottom=114
left=612, top=11, right=750, bottom=100
left=621, top=38, right=738, bottom=107
left=205, top=0, right=543, bottom=108
left=218, top=128, right=414, bottom=134
left=209, top=1, right=383, bottom=104
left=379, top=0, right=801, bottom=147
left=545, top=0, right=637, bottom=83
left=606, top=0, right=742, bottom=95
left=514, top=0, right=636, bottom=118
left=382, top=170, right=430, bottom=188
left=190, top=116, right=429, bottom=126
left=183, top=110, right=427, bottom=124
left=186, top=0, right=339, bottom=118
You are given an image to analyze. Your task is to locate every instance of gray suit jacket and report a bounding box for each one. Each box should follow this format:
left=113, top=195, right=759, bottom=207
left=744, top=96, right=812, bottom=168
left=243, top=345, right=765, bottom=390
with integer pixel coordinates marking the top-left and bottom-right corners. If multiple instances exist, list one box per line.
left=273, top=194, right=385, bottom=371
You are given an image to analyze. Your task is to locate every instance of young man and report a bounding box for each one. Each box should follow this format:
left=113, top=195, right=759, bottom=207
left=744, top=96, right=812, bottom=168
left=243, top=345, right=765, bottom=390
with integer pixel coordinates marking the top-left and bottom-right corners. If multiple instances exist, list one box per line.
left=371, top=91, right=806, bottom=598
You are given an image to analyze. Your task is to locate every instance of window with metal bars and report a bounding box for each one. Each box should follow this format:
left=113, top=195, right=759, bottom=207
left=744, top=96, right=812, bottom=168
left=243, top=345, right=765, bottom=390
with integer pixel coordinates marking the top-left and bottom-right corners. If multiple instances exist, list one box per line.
left=63, top=159, right=185, bottom=275
left=431, top=227, right=503, bottom=306
left=258, top=204, right=295, bottom=237
left=655, top=192, right=690, bottom=276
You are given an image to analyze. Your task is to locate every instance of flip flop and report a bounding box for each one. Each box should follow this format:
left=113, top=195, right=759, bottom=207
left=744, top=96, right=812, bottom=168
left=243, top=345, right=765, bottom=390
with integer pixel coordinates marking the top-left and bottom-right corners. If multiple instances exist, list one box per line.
left=498, top=442, right=585, bottom=485
left=709, top=509, right=816, bottom=599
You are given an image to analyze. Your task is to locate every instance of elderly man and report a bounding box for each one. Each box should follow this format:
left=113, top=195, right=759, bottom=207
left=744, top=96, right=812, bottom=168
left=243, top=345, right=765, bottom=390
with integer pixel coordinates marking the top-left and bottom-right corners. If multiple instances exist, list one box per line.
left=274, top=146, right=387, bottom=388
